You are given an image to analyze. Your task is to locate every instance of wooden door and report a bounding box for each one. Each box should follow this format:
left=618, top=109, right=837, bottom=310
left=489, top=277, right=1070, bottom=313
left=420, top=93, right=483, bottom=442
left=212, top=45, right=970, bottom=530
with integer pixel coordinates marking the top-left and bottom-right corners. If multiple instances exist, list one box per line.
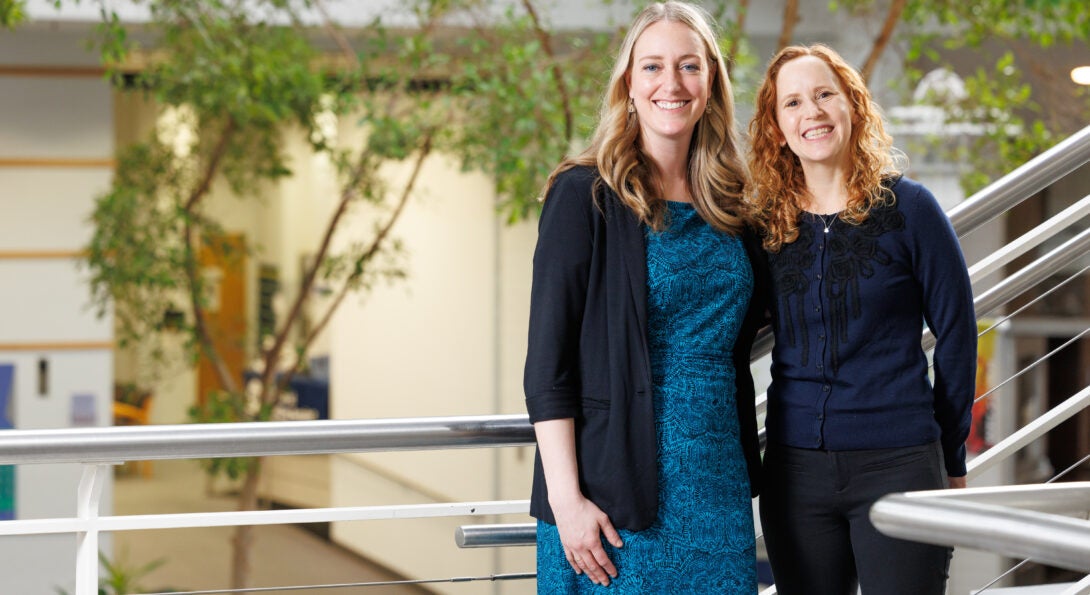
left=197, top=233, right=247, bottom=406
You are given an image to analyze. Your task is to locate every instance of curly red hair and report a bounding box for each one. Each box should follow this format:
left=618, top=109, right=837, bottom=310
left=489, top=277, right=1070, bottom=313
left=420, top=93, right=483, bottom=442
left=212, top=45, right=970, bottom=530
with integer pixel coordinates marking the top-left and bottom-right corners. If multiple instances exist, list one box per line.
left=747, top=44, right=901, bottom=252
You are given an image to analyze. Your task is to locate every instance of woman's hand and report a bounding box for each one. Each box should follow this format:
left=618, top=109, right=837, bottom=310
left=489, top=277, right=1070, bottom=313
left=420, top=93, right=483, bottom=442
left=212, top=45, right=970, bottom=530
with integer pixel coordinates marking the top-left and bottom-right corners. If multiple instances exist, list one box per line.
left=533, top=419, right=623, bottom=585
left=551, top=494, right=624, bottom=586
left=948, top=475, right=967, bottom=489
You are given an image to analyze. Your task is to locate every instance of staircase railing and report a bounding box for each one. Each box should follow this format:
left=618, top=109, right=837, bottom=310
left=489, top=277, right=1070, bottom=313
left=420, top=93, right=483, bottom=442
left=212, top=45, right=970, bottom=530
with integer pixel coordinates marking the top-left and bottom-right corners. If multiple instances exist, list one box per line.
left=1, top=125, right=1089, bottom=594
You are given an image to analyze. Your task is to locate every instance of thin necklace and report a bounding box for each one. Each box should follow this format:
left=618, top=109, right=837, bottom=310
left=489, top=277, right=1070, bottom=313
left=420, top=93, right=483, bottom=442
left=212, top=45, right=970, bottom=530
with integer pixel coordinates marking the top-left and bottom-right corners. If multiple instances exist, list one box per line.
left=816, top=212, right=839, bottom=233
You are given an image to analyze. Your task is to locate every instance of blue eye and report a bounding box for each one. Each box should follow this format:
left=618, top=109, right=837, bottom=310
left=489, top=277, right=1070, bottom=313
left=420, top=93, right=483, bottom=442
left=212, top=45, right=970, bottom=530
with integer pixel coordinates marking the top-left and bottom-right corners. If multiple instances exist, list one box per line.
left=681, top=63, right=700, bottom=72
left=643, top=64, right=660, bottom=72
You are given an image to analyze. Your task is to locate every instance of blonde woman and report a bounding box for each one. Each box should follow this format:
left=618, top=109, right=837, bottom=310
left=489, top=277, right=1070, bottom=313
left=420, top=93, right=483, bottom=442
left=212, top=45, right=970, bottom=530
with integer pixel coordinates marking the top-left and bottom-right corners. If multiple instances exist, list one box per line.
left=748, top=43, right=975, bottom=594
left=523, top=2, right=767, bottom=592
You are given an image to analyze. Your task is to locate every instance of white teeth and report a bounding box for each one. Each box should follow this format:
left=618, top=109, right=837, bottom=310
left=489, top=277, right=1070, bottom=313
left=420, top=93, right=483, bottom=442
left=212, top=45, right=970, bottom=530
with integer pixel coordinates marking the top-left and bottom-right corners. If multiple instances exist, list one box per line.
left=804, top=127, right=832, bottom=139
left=655, top=100, right=686, bottom=110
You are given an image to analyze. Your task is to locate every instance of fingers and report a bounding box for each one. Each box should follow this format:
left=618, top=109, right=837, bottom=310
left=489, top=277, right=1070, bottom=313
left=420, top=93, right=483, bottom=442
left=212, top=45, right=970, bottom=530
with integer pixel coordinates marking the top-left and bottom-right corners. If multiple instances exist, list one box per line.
left=568, top=544, right=616, bottom=586
left=588, top=545, right=618, bottom=582
left=553, top=497, right=622, bottom=586
left=565, top=550, right=583, bottom=575
left=600, top=518, right=624, bottom=549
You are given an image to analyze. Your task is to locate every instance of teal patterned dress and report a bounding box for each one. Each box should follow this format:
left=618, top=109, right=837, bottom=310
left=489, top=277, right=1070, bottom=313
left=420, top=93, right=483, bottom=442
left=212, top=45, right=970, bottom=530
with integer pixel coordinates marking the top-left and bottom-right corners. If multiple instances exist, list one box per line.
left=536, top=201, right=757, bottom=593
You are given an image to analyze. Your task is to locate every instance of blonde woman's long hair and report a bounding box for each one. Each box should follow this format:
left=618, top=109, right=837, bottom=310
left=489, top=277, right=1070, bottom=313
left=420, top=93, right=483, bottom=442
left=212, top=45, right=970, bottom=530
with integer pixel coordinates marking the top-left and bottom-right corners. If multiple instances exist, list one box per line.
left=747, top=43, right=902, bottom=252
left=544, top=1, right=749, bottom=233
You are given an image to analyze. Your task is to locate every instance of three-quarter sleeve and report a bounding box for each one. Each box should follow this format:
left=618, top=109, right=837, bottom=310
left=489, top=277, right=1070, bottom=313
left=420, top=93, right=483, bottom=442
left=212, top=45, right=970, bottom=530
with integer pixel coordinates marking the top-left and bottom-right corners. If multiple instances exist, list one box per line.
left=524, top=171, right=595, bottom=423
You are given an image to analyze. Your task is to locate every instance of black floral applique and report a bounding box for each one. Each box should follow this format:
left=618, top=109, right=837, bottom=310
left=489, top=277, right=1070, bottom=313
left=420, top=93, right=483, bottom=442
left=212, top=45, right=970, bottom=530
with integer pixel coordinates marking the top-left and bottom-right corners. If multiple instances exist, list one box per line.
left=769, top=222, right=817, bottom=366
left=824, top=205, right=905, bottom=371
left=770, top=205, right=905, bottom=371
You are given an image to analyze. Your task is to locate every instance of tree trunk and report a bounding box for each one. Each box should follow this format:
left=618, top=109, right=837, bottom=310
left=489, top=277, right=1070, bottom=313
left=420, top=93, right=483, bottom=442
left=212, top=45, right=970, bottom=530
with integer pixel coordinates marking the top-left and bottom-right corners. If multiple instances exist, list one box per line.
left=859, top=0, right=907, bottom=84
left=778, top=0, right=799, bottom=52
left=725, top=0, right=750, bottom=77
left=230, top=457, right=264, bottom=589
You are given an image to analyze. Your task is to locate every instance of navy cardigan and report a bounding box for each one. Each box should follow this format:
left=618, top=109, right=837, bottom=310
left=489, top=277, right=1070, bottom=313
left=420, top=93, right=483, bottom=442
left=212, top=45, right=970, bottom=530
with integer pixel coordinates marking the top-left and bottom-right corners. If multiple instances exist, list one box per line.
left=524, top=165, right=768, bottom=531
left=764, top=176, right=976, bottom=477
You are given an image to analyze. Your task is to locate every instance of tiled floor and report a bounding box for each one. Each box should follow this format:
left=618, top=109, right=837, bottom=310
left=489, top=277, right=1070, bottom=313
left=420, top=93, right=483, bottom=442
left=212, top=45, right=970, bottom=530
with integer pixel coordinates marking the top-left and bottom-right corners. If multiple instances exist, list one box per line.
left=113, top=458, right=427, bottom=594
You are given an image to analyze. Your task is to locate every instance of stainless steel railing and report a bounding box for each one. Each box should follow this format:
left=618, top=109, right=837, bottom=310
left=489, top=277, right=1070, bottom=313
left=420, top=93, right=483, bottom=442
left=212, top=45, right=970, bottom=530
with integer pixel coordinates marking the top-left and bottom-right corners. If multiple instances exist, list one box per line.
left=871, top=124, right=1090, bottom=592
left=0, top=414, right=534, bottom=465
left=871, top=482, right=1090, bottom=574
left=3, top=125, right=1088, bottom=594
left=0, top=416, right=537, bottom=595
left=947, top=124, right=1090, bottom=237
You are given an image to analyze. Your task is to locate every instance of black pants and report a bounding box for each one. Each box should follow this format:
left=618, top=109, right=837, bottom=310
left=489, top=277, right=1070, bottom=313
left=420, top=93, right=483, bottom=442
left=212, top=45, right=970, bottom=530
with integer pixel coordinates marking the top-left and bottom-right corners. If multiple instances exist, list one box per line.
left=759, top=442, right=952, bottom=595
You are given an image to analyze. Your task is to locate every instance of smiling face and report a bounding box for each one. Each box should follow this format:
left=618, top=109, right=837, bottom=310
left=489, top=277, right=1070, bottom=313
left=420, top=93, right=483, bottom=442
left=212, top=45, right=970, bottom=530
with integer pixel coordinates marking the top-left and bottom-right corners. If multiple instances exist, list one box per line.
left=774, top=55, right=854, bottom=174
left=627, top=20, right=713, bottom=155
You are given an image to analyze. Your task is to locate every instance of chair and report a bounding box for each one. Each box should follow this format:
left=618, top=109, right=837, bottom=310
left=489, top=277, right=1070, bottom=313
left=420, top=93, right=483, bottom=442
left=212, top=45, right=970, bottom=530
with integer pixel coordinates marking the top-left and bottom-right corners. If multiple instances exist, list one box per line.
left=113, top=385, right=154, bottom=478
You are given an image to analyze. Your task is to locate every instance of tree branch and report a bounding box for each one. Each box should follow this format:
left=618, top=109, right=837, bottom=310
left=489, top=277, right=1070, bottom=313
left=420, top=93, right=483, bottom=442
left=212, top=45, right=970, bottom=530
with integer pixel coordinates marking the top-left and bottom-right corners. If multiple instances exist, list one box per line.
left=184, top=217, right=238, bottom=395
left=725, top=0, right=749, bottom=77
left=778, top=0, right=799, bottom=52
left=181, top=119, right=239, bottom=395
left=313, top=0, right=359, bottom=70
left=257, top=149, right=375, bottom=403
left=283, top=131, right=436, bottom=389
left=859, top=0, right=907, bottom=84
left=185, top=117, right=236, bottom=212
left=521, top=0, right=573, bottom=141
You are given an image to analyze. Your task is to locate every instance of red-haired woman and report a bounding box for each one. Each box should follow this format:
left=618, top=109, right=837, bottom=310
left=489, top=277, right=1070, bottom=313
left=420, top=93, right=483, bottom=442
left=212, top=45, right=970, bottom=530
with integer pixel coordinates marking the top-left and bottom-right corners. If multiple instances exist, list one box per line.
left=748, top=43, right=976, bottom=595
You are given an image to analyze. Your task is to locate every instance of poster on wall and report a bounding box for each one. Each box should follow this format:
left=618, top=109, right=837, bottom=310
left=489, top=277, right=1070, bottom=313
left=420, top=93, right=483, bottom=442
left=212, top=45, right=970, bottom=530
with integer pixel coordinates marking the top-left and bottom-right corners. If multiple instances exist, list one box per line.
left=967, top=320, right=997, bottom=454
left=0, top=363, right=14, bottom=520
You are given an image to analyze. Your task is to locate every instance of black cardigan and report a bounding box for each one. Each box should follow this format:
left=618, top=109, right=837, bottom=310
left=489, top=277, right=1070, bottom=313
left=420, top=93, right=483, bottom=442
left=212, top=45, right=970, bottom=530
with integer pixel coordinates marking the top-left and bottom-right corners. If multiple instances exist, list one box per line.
left=524, top=165, right=768, bottom=531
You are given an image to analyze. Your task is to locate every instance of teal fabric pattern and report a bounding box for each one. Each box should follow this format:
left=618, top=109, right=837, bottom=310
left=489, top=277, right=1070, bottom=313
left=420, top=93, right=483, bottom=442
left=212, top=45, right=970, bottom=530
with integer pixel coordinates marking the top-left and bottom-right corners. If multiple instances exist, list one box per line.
left=536, top=201, right=756, bottom=593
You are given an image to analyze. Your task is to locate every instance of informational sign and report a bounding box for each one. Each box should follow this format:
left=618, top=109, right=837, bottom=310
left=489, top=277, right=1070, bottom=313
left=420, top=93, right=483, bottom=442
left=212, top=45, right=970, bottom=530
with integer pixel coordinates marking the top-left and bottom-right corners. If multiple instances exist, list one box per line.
left=70, top=393, right=97, bottom=427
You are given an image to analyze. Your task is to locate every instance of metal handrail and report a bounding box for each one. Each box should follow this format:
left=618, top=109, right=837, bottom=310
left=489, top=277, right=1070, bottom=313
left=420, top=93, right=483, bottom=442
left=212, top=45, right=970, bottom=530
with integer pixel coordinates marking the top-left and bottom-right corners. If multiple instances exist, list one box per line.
left=870, top=483, right=1090, bottom=574
left=967, top=194, right=1090, bottom=285
left=464, top=383, right=1090, bottom=550
left=969, top=385, right=1090, bottom=481
left=460, top=127, right=1090, bottom=553
left=947, top=124, right=1090, bottom=238
left=921, top=225, right=1090, bottom=350
left=0, top=414, right=534, bottom=465
left=3, top=123, right=1086, bottom=595
left=456, top=523, right=536, bottom=548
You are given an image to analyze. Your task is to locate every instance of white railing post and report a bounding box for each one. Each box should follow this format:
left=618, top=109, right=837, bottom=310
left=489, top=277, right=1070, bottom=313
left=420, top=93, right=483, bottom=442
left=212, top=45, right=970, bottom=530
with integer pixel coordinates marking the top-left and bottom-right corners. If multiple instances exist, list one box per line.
left=75, top=463, right=109, bottom=595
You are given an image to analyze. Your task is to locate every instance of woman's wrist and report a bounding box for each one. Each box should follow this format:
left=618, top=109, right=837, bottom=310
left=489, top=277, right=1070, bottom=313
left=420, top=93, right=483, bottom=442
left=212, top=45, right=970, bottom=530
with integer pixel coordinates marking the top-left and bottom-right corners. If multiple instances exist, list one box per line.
left=548, top=488, right=585, bottom=509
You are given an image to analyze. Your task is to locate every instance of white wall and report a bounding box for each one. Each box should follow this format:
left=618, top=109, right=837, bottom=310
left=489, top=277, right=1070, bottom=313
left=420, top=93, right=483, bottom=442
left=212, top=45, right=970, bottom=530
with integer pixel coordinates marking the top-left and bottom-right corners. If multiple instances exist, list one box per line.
left=0, top=25, right=115, bottom=594
left=328, top=151, right=536, bottom=593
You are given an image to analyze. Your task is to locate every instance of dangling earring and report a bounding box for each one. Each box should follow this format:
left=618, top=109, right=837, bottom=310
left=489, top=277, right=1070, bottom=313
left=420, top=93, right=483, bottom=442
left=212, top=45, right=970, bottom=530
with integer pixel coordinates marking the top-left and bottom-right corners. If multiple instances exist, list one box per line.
left=627, top=98, right=635, bottom=114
